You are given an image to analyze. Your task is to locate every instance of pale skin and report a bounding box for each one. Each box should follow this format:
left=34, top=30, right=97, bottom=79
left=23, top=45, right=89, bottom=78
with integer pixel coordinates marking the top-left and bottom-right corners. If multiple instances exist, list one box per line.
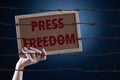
left=12, top=47, right=47, bottom=80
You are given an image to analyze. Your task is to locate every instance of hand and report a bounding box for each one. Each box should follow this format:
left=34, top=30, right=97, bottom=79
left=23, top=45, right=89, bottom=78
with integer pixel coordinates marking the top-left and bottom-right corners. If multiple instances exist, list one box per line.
left=15, top=47, right=47, bottom=70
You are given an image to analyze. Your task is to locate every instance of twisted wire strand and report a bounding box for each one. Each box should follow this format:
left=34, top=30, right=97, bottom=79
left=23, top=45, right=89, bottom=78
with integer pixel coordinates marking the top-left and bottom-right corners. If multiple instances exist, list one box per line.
left=0, top=7, right=120, bottom=12
left=0, top=68, right=120, bottom=72
left=0, top=21, right=120, bottom=28
left=0, top=51, right=119, bottom=57
left=0, top=37, right=120, bottom=40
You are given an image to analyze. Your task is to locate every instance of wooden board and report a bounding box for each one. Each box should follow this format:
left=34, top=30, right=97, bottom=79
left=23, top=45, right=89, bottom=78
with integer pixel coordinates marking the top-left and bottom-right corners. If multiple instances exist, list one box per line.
left=15, top=11, right=82, bottom=56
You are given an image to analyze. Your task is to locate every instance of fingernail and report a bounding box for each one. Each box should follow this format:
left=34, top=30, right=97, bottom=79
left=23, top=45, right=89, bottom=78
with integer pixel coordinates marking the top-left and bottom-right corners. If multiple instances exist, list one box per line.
left=30, top=47, right=32, bottom=49
left=42, top=48, right=47, bottom=55
left=24, top=47, right=28, bottom=50
left=22, top=48, right=28, bottom=54
left=39, top=51, right=42, bottom=54
left=24, top=47, right=26, bottom=49
left=42, top=48, right=45, bottom=52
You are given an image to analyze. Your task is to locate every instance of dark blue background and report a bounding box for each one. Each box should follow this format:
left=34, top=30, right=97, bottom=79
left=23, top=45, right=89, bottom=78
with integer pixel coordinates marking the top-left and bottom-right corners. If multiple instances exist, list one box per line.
left=0, top=0, right=120, bottom=80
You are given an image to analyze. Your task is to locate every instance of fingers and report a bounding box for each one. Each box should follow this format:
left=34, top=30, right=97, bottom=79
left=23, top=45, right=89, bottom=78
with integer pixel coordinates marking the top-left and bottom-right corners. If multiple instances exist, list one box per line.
left=30, top=47, right=43, bottom=61
left=23, top=47, right=37, bottom=62
left=30, top=47, right=47, bottom=61
left=24, top=47, right=35, bottom=54
left=21, top=47, right=47, bottom=62
left=30, top=47, right=42, bottom=54
left=22, top=48, right=28, bottom=54
left=40, top=48, right=47, bottom=60
left=22, top=47, right=32, bottom=59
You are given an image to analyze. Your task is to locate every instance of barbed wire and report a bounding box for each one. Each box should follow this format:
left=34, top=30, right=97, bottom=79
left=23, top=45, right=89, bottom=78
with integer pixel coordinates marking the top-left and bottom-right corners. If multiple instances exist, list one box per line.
left=0, top=21, right=120, bottom=28
left=0, top=37, right=120, bottom=40
left=0, top=51, right=119, bottom=57
left=0, top=68, right=120, bottom=72
left=0, top=7, right=120, bottom=12
left=0, top=7, right=120, bottom=75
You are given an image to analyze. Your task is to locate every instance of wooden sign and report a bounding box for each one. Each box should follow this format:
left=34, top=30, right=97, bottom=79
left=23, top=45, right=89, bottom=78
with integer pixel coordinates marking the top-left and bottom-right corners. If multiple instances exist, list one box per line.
left=15, top=11, right=82, bottom=56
